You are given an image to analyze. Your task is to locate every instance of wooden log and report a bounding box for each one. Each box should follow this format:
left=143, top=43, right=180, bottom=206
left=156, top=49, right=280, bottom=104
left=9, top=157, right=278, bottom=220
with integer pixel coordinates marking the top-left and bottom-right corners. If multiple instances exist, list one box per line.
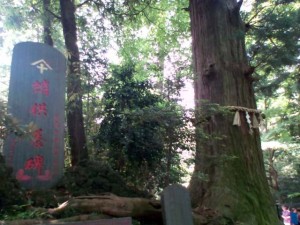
left=49, top=194, right=162, bottom=220
left=47, top=194, right=209, bottom=224
left=0, top=194, right=212, bottom=225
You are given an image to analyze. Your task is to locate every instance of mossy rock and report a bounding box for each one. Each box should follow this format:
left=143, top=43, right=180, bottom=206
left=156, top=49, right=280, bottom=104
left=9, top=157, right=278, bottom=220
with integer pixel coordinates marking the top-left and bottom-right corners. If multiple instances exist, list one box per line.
left=56, top=160, right=150, bottom=198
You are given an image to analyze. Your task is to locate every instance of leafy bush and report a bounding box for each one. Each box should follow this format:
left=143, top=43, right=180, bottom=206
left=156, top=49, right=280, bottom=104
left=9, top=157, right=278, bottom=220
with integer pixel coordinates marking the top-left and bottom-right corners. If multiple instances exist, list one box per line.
left=58, top=160, right=150, bottom=197
left=0, top=154, right=26, bottom=216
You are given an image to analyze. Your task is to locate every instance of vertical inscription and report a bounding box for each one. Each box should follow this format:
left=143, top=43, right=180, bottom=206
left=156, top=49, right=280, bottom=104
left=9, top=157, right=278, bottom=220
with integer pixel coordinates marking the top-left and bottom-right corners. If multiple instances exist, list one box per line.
left=3, top=42, right=66, bottom=189
left=52, top=114, right=60, bottom=177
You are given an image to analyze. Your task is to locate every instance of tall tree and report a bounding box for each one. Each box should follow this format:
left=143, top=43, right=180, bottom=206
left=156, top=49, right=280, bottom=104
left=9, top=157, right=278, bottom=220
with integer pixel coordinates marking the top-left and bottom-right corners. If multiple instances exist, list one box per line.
left=42, top=0, right=53, bottom=46
left=188, top=1, right=280, bottom=224
left=60, top=0, right=88, bottom=166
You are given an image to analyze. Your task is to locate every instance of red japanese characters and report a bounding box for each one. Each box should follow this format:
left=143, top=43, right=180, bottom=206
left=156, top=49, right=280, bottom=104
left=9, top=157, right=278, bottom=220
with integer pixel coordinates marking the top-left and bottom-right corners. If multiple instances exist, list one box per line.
left=4, top=42, right=66, bottom=188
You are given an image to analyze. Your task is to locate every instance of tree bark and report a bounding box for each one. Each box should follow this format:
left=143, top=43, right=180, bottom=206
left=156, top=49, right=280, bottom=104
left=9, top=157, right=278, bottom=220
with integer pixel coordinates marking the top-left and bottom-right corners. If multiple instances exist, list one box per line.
left=42, top=0, right=54, bottom=46
left=59, top=0, right=88, bottom=166
left=188, top=1, right=280, bottom=224
left=49, top=195, right=162, bottom=219
left=267, top=149, right=279, bottom=191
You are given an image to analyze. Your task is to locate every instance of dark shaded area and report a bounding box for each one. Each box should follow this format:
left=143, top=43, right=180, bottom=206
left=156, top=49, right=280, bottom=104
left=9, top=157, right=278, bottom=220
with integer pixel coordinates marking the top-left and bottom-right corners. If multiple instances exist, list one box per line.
left=0, top=156, right=151, bottom=221
left=56, top=160, right=151, bottom=198
left=0, top=154, right=26, bottom=211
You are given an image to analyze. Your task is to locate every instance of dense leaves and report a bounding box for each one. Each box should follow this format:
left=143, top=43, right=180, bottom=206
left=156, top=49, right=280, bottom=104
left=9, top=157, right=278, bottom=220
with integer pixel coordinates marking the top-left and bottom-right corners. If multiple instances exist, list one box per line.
left=244, top=0, right=300, bottom=96
left=0, top=154, right=26, bottom=214
left=58, top=160, right=150, bottom=197
left=95, top=64, right=193, bottom=192
left=243, top=0, right=300, bottom=203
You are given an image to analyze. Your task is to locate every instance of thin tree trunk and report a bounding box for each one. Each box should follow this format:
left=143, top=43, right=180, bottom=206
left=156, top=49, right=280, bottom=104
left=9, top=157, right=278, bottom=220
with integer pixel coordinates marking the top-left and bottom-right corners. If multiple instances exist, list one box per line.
left=59, top=0, right=88, bottom=166
left=42, top=0, right=53, bottom=46
left=188, top=1, right=280, bottom=224
left=267, top=149, right=279, bottom=191
left=165, top=141, right=172, bottom=187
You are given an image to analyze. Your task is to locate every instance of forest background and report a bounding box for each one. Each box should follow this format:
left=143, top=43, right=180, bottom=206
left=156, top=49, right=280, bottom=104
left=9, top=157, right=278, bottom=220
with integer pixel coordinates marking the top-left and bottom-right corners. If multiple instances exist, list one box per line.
left=0, top=0, right=299, bottom=224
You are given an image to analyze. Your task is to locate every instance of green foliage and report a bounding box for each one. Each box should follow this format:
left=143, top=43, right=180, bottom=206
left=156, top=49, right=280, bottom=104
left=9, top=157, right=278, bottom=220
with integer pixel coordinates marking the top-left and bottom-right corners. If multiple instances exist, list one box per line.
left=58, top=160, right=149, bottom=197
left=0, top=100, right=35, bottom=146
left=1, top=0, right=44, bottom=35
left=108, top=0, right=192, bottom=96
left=244, top=1, right=300, bottom=97
left=243, top=0, right=300, bottom=202
left=97, top=64, right=163, bottom=164
left=95, top=63, right=193, bottom=192
left=0, top=154, right=26, bottom=216
left=0, top=204, right=52, bottom=220
left=268, top=147, right=300, bottom=201
left=27, top=189, right=58, bottom=208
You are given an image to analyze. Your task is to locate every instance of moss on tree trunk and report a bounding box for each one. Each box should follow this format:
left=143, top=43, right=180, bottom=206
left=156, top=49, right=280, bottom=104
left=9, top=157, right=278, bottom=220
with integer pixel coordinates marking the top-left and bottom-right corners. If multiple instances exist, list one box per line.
left=60, top=0, right=88, bottom=166
left=188, top=1, right=281, bottom=224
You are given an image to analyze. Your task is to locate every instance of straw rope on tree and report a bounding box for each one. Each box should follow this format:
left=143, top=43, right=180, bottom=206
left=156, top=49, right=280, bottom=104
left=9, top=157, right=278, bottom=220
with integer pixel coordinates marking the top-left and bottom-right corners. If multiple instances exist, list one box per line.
left=226, top=106, right=264, bottom=134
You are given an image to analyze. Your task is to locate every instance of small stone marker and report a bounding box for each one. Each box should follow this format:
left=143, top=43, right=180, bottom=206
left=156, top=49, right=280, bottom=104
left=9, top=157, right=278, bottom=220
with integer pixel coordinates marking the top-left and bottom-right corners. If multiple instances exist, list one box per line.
left=43, top=217, right=132, bottom=225
left=161, top=184, right=194, bottom=225
left=3, top=42, right=66, bottom=189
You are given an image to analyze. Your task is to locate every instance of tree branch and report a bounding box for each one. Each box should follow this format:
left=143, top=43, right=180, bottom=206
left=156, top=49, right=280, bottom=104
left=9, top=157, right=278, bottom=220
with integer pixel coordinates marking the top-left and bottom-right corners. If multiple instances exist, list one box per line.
left=76, top=0, right=94, bottom=8
left=30, top=2, right=61, bottom=20
left=45, top=8, right=61, bottom=20
left=246, top=6, right=266, bottom=25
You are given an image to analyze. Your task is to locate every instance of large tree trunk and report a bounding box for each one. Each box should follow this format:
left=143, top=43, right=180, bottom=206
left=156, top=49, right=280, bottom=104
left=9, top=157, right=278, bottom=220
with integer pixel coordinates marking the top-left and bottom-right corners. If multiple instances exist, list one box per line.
left=188, top=1, right=280, bottom=224
left=60, top=0, right=88, bottom=166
